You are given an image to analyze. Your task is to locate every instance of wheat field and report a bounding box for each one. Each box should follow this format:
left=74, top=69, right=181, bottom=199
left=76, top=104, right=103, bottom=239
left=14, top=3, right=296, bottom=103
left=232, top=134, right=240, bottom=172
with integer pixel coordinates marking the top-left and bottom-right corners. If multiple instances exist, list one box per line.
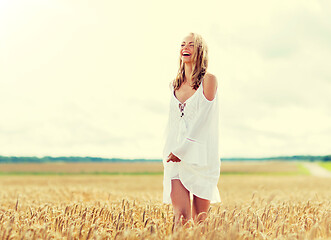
left=0, top=161, right=301, bottom=174
left=0, top=163, right=330, bottom=239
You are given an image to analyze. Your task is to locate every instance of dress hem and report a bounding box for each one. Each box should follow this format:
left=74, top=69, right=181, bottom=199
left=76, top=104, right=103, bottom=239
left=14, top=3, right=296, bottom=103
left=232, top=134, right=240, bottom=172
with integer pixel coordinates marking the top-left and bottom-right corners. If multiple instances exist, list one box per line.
left=164, top=176, right=221, bottom=204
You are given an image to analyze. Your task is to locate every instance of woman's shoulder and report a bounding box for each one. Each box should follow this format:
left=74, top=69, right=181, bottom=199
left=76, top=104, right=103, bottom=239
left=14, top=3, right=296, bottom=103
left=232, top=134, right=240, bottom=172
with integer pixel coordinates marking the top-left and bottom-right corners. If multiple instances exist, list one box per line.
left=202, top=73, right=218, bottom=101
left=203, top=72, right=217, bottom=84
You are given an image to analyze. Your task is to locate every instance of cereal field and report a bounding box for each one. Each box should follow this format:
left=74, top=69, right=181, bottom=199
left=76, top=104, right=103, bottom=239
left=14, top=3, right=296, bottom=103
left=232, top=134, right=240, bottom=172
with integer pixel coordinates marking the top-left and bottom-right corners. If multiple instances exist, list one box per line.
left=0, top=161, right=304, bottom=174
left=0, top=162, right=330, bottom=239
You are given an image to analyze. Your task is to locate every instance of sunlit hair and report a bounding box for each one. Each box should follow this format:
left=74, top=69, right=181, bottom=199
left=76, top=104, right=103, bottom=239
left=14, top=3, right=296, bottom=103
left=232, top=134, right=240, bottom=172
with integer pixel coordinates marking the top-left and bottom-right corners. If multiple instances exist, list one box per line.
left=171, top=32, right=208, bottom=90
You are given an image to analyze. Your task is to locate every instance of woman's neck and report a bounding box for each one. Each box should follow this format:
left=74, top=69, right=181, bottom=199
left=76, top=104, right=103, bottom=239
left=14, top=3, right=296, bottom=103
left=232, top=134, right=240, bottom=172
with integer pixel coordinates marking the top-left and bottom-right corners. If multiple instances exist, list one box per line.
left=184, top=63, right=193, bottom=85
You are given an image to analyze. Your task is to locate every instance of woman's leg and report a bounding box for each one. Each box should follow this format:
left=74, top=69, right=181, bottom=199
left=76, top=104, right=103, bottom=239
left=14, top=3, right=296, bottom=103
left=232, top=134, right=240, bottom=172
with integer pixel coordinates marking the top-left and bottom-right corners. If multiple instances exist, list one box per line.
left=170, top=179, right=192, bottom=226
left=192, top=195, right=210, bottom=224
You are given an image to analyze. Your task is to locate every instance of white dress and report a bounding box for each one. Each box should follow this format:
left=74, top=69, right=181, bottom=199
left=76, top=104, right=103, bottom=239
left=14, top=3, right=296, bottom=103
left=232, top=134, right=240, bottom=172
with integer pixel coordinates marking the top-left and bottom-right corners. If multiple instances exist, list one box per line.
left=162, top=77, right=221, bottom=204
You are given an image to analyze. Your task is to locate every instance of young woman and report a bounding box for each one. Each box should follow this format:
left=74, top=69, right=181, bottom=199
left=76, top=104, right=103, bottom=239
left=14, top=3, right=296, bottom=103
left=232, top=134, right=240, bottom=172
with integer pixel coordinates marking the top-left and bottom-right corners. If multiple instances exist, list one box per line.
left=162, top=32, right=221, bottom=227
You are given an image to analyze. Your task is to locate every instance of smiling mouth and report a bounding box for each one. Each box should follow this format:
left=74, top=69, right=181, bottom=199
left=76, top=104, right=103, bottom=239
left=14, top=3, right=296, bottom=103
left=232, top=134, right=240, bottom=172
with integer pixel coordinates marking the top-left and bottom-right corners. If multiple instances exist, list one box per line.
left=182, top=53, right=191, bottom=57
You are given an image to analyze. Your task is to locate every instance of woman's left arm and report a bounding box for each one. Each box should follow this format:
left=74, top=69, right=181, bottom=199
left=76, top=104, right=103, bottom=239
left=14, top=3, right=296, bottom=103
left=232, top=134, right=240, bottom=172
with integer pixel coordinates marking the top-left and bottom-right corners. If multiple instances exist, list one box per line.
left=202, top=74, right=218, bottom=101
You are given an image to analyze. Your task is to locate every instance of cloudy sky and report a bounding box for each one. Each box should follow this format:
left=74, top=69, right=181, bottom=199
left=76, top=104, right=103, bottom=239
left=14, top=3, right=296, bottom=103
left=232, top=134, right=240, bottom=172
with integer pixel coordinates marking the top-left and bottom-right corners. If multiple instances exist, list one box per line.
left=0, top=0, right=330, bottom=159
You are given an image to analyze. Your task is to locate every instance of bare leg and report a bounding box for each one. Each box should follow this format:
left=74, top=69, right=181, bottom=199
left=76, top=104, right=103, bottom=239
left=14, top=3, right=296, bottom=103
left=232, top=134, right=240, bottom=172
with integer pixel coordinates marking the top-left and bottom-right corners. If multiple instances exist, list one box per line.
left=192, top=194, right=210, bottom=225
left=170, top=179, right=192, bottom=227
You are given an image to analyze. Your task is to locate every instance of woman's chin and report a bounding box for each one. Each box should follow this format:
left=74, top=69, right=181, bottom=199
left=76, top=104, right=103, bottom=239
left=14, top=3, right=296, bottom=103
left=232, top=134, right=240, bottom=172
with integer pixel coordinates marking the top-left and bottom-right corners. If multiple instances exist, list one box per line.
left=182, top=58, right=192, bottom=64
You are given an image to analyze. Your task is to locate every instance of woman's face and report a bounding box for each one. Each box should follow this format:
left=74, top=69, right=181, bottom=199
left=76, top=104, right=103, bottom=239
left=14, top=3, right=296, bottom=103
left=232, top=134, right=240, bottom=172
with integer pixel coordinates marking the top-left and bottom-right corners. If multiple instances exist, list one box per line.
left=180, top=34, right=194, bottom=64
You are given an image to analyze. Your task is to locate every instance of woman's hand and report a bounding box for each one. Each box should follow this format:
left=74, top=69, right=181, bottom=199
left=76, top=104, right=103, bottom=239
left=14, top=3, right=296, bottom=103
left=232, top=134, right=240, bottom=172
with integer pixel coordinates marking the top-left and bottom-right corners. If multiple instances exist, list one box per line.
left=167, top=152, right=181, bottom=163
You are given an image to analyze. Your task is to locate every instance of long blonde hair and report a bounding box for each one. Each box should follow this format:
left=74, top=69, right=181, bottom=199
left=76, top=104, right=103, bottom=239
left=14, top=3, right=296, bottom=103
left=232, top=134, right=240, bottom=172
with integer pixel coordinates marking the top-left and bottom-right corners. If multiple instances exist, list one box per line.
left=172, top=32, right=208, bottom=90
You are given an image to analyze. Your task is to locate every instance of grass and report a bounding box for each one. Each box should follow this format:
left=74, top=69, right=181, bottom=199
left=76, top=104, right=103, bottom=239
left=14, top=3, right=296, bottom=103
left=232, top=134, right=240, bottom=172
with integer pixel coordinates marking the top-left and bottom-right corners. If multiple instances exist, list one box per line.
left=220, top=171, right=307, bottom=176
left=0, top=170, right=309, bottom=176
left=0, top=161, right=312, bottom=176
left=318, top=162, right=331, bottom=171
left=297, top=163, right=311, bottom=175
left=0, top=171, right=164, bottom=176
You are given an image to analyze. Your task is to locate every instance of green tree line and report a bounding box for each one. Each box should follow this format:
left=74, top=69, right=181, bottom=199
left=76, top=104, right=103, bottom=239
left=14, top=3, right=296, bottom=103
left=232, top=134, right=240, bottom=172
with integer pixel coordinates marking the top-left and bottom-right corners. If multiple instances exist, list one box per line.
left=0, top=155, right=330, bottom=163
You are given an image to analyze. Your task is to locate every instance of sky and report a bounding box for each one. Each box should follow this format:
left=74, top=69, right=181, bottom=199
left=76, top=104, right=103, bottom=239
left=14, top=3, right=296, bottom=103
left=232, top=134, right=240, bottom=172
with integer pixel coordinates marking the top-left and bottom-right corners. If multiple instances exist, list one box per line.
left=0, top=0, right=330, bottom=159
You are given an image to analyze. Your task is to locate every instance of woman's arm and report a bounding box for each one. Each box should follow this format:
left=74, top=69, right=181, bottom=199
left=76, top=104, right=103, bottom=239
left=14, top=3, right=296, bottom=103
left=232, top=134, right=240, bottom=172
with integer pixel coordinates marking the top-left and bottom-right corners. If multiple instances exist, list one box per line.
left=202, top=74, right=218, bottom=101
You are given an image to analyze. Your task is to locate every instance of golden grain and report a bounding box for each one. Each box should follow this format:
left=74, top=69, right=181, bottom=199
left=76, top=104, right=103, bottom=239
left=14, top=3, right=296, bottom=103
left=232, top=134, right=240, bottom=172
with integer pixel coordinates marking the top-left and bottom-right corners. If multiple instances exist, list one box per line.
left=0, top=173, right=330, bottom=239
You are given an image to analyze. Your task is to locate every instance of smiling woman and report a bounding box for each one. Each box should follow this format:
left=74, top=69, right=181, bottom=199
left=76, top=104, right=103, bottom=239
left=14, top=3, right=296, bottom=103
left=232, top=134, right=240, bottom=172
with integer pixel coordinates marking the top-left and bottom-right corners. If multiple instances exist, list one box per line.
left=162, top=32, right=221, bottom=228
left=172, top=33, right=209, bottom=92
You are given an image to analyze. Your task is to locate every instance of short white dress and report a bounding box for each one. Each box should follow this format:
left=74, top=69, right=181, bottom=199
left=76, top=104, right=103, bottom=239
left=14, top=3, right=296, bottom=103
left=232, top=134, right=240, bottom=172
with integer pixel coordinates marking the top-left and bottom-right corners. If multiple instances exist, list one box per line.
left=162, top=77, right=221, bottom=204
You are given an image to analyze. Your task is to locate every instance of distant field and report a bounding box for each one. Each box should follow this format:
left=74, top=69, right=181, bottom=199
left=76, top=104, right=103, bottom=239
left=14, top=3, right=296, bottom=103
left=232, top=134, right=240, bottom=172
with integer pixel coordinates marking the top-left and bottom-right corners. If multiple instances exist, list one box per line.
left=0, top=161, right=307, bottom=175
left=0, top=174, right=330, bottom=239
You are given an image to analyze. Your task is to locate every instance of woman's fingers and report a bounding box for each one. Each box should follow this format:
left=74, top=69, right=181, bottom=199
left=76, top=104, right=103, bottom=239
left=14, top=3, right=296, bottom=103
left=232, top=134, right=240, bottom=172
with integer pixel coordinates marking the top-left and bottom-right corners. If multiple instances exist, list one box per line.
left=166, top=154, right=181, bottom=162
left=172, top=153, right=181, bottom=162
left=167, top=156, right=174, bottom=162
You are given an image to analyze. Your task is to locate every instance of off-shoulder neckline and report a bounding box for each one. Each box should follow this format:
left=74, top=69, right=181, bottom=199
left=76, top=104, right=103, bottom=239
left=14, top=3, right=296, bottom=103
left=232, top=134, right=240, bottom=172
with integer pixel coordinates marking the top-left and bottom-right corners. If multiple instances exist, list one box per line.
left=172, top=80, right=203, bottom=105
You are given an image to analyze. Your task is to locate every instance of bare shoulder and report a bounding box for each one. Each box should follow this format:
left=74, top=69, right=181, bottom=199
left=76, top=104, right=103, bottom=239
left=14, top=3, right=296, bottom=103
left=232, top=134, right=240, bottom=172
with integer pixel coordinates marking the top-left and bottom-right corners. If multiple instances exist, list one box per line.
left=202, top=73, right=218, bottom=101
